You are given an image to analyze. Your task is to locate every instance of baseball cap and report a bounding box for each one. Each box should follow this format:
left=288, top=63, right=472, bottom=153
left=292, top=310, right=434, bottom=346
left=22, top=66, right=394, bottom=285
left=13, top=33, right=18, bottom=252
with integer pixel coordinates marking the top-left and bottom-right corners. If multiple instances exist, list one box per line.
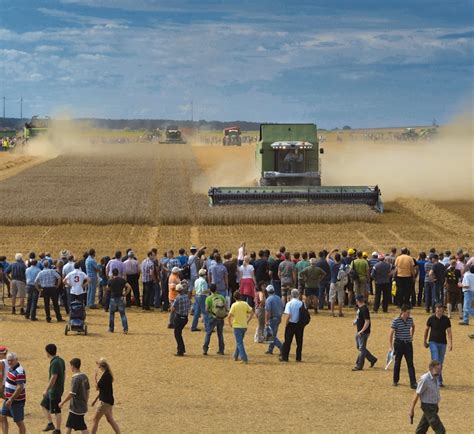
left=362, top=252, right=368, bottom=258
left=198, top=269, right=207, bottom=276
left=265, top=284, right=275, bottom=293
left=355, top=294, right=365, bottom=301
left=172, top=267, right=180, bottom=273
left=0, top=346, right=7, bottom=353
left=372, top=251, right=378, bottom=257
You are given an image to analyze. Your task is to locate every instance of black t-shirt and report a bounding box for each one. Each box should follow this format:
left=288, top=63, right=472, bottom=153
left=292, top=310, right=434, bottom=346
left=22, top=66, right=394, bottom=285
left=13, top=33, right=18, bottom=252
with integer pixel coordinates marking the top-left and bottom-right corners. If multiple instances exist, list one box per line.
left=97, top=371, right=114, bottom=405
left=270, top=259, right=282, bottom=281
left=356, top=304, right=371, bottom=334
left=254, top=258, right=269, bottom=283
left=427, top=315, right=451, bottom=344
left=108, top=277, right=127, bottom=299
left=432, top=262, right=446, bottom=283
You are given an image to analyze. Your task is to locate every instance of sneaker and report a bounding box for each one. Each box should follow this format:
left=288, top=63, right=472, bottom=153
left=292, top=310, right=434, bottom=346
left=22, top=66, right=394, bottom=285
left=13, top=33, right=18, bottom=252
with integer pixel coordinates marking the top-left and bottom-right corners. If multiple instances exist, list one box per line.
left=20, top=308, right=25, bottom=315
left=338, top=313, right=344, bottom=317
left=370, top=358, right=378, bottom=368
left=351, top=367, right=362, bottom=371
left=279, top=357, right=289, bottom=362
left=203, top=351, right=208, bottom=356
left=11, top=307, right=16, bottom=314
left=191, top=328, right=201, bottom=332
left=392, top=382, right=398, bottom=387
left=31, top=317, right=38, bottom=321
left=167, top=324, right=174, bottom=329
left=52, top=430, right=61, bottom=434
left=265, top=350, right=273, bottom=355
left=43, top=422, right=55, bottom=431
left=439, top=383, right=445, bottom=388
left=57, top=318, right=65, bottom=322
left=175, top=353, right=184, bottom=357
left=459, top=322, right=469, bottom=326
left=217, top=351, right=225, bottom=355
left=411, top=383, right=418, bottom=390
left=123, top=330, right=128, bottom=334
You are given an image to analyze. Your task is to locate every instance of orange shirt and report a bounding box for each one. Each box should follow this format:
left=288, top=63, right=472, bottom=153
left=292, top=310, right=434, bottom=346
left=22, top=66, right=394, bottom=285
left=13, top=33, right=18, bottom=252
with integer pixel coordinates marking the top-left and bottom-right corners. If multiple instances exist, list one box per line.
left=395, top=254, right=415, bottom=277
left=168, top=273, right=181, bottom=302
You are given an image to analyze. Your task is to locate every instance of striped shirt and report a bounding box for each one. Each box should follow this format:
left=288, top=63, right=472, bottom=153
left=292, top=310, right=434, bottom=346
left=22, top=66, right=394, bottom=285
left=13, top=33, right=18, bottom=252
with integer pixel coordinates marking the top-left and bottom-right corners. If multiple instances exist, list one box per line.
left=35, top=268, right=60, bottom=288
left=141, top=258, right=155, bottom=283
left=391, top=316, right=414, bottom=341
left=173, top=293, right=191, bottom=316
left=5, top=363, right=26, bottom=401
left=416, top=371, right=441, bottom=404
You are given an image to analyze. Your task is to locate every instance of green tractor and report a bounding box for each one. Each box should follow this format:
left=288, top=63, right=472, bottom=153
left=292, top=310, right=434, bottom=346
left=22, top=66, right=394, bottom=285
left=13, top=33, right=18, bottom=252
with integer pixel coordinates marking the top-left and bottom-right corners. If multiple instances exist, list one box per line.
left=23, top=116, right=50, bottom=141
left=208, top=123, right=383, bottom=212
left=159, top=125, right=187, bottom=144
left=223, top=126, right=242, bottom=146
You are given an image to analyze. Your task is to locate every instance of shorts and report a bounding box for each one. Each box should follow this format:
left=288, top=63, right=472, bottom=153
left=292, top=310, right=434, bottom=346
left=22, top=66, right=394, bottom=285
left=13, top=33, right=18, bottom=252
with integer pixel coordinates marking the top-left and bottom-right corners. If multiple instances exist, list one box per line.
left=96, top=401, right=113, bottom=416
left=329, top=282, right=345, bottom=303
left=66, top=412, right=87, bottom=431
left=1, top=399, right=25, bottom=423
left=304, top=287, right=318, bottom=297
left=281, top=285, right=293, bottom=298
left=11, top=280, right=26, bottom=298
left=41, top=395, right=61, bottom=414
left=353, top=279, right=367, bottom=296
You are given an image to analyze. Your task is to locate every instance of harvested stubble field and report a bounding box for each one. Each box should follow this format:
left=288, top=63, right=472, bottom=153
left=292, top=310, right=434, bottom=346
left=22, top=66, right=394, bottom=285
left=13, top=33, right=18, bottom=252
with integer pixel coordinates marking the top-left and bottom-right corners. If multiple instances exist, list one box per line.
left=0, top=301, right=472, bottom=433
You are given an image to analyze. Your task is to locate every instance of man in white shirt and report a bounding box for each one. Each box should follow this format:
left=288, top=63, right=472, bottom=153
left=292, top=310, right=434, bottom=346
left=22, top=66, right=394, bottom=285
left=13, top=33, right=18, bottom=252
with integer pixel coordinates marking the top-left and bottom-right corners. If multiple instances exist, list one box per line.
left=460, top=265, right=474, bottom=325
left=64, top=263, right=89, bottom=305
left=280, top=289, right=304, bottom=362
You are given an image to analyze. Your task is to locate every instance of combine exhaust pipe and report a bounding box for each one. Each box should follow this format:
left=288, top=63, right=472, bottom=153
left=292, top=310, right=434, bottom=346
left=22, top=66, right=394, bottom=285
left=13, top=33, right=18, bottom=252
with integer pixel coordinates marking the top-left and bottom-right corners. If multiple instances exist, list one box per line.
left=208, top=185, right=383, bottom=213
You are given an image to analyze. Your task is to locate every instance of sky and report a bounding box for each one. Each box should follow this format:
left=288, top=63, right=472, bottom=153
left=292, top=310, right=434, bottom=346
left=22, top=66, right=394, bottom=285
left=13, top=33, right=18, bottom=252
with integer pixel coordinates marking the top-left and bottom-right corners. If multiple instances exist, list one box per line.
left=0, top=0, right=472, bottom=127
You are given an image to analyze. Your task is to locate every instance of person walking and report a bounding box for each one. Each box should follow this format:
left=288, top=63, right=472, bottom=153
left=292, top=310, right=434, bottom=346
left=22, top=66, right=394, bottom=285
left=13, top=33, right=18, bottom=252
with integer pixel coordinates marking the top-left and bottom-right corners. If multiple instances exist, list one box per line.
left=25, top=259, right=41, bottom=321
left=0, top=346, right=8, bottom=393
left=41, top=344, right=66, bottom=434
left=203, top=284, right=227, bottom=356
left=123, top=251, right=141, bottom=307
left=107, top=269, right=131, bottom=334
left=352, top=295, right=377, bottom=371
left=0, top=352, right=26, bottom=434
left=91, top=358, right=121, bottom=434
left=460, top=265, right=474, bottom=325
left=168, top=267, right=181, bottom=329
left=389, top=305, right=417, bottom=388
left=280, top=289, right=306, bottom=362
left=85, top=249, right=101, bottom=309
left=228, top=291, right=254, bottom=363
left=59, top=358, right=90, bottom=434
left=35, top=260, right=63, bottom=323
left=191, top=269, right=210, bottom=332
left=424, top=304, right=452, bottom=387
left=372, top=254, right=392, bottom=313
left=409, top=360, right=445, bottom=434
left=5, top=253, right=27, bottom=315
left=64, top=263, right=89, bottom=305
left=171, top=284, right=191, bottom=356
left=264, top=285, right=284, bottom=355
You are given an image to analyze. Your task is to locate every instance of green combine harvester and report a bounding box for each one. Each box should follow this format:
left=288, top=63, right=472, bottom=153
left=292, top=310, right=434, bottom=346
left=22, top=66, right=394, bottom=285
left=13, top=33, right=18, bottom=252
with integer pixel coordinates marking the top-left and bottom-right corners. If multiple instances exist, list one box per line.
left=208, top=123, right=383, bottom=212
left=23, top=116, right=50, bottom=141
left=159, top=125, right=187, bottom=144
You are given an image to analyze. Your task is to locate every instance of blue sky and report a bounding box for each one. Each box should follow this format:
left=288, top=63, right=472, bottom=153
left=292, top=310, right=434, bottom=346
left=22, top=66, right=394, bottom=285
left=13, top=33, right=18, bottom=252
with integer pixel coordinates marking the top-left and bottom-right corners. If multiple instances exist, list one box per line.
left=0, top=0, right=472, bottom=127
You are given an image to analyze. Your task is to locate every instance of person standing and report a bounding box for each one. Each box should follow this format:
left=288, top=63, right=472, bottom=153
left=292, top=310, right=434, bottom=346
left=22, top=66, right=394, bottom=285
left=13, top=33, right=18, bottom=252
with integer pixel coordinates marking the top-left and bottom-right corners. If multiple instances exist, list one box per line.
left=424, top=304, right=452, bottom=387
left=35, top=260, right=63, bottom=323
left=264, top=285, right=284, bottom=355
left=85, top=249, right=101, bottom=309
left=107, top=269, right=131, bottom=334
left=327, top=250, right=345, bottom=317
left=430, top=254, right=446, bottom=310
left=278, top=252, right=296, bottom=305
left=91, top=358, right=121, bottom=434
left=352, top=295, right=377, bottom=371
left=389, top=305, right=417, bottom=388
left=64, top=263, right=89, bottom=305
left=394, top=248, right=416, bottom=307
left=0, top=352, right=26, bottom=434
left=203, top=284, right=227, bottom=356
left=460, top=265, right=474, bottom=325
left=208, top=254, right=228, bottom=299
left=315, top=251, right=331, bottom=310
left=59, top=358, right=90, bottom=434
left=300, top=258, right=326, bottom=314
left=123, top=251, right=141, bottom=308
left=168, top=267, right=181, bottom=329
left=141, top=251, right=155, bottom=311
left=41, top=344, right=66, bottom=434
left=228, top=291, right=254, bottom=363
left=0, top=346, right=8, bottom=393
left=25, top=259, right=41, bottom=321
left=6, top=253, right=27, bottom=315
left=238, top=256, right=256, bottom=307
left=171, top=284, right=191, bottom=356
left=191, top=269, right=210, bottom=332
left=409, top=360, right=445, bottom=434
left=280, top=288, right=307, bottom=362
left=351, top=251, right=370, bottom=300
left=372, top=254, right=392, bottom=313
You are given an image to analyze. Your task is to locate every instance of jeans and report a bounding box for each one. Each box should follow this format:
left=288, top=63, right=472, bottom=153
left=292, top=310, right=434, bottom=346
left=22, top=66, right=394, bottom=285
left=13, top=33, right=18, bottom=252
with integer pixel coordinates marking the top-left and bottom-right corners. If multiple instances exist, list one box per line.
left=87, top=279, right=97, bottom=307
left=42, top=287, right=62, bottom=321
left=424, top=281, right=434, bottom=311
left=415, top=403, right=445, bottom=434
left=233, top=328, right=248, bottom=362
left=191, top=295, right=210, bottom=331
left=153, top=281, right=161, bottom=308
left=109, top=298, right=128, bottom=332
left=318, top=282, right=330, bottom=309
left=271, top=280, right=282, bottom=298
left=462, top=290, right=474, bottom=324
left=142, top=281, right=154, bottom=309
left=267, top=317, right=283, bottom=353
left=393, top=340, right=416, bottom=385
left=428, top=342, right=447, bottom=385
left=174, top=315, right=188, bottom=355
left=203, top=318, right=225, bottom=353
left=25, top=285, right=39, bottom=319
left=432, top=281, right=443, bottom=307
left=355, top=333, right=376, bottom=369
left=281, top=322, right=304, bottom=361
left=374, top=282, right=390, bottom=312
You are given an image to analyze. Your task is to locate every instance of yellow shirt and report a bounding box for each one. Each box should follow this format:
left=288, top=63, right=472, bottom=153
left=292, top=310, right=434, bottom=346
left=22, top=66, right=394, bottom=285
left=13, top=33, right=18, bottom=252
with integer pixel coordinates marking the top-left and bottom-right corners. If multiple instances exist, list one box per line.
left=395, top=254, right=415, bottom=277
left=229, top=301, right=252, bottom=328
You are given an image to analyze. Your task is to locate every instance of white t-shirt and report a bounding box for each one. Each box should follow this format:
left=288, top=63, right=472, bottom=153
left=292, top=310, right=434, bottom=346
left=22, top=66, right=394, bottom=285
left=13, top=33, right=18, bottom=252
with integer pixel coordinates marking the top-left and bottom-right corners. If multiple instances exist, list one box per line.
left=62, top=261, right=75, bottom=278
left=65, top=270, right=88, bottom=295
left=284, top=298, right=303, bottom=323
left=238, top=247, right=245, bottom=261
left=239, top=264, right=254, bottom=279
left=462, top=272, right=474, bottom=292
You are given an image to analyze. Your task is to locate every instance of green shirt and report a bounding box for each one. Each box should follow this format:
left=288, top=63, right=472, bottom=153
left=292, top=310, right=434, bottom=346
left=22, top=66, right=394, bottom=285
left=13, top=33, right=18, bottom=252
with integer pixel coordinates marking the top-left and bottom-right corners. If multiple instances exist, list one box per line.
left=205, top=293, right=226, bottom=318
left=295, top=260, right=310, bottom=278
left=300, top=265, right=326, bottom=288
left=49, top=356, right=66, bottom=399
left=352, top=259, right=369, bottom=280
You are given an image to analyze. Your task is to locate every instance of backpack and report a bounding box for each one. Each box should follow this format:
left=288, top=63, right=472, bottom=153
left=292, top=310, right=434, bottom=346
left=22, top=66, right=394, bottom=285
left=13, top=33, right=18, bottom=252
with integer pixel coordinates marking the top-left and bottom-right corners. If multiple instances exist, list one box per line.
left=349, top=267, right=359, bottom=282
left=180, top=264, right=191, bottom=280
left=211, top=295, right=227, bottom=319
left=298, top=301, right=311, bottom=327
left=336, top=264, right=350, bottom=286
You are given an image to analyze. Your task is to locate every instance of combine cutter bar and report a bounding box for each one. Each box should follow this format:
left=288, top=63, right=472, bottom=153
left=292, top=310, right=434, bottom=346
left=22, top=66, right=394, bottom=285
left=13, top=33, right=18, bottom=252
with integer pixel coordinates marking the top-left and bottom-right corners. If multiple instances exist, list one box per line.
left=208, top=185, right=383, bottom=213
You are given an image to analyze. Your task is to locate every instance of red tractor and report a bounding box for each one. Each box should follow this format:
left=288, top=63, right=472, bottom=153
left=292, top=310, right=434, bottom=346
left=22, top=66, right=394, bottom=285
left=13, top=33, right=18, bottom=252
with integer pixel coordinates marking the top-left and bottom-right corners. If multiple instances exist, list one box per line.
left=223, top=126, right=241, bottom=146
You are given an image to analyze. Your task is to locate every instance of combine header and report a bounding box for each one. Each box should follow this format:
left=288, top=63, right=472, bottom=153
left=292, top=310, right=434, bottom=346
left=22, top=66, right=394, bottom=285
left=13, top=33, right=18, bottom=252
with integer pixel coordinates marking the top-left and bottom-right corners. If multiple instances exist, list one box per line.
left=208, top=123, right=383, bottom=212
left=159, top=125, right=186, bottom=144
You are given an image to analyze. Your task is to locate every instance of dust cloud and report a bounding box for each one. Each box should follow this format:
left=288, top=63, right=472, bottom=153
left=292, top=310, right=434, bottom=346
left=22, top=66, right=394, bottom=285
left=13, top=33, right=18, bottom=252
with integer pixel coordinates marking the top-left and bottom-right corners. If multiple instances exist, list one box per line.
left=323, top=112, right=473, bottom=201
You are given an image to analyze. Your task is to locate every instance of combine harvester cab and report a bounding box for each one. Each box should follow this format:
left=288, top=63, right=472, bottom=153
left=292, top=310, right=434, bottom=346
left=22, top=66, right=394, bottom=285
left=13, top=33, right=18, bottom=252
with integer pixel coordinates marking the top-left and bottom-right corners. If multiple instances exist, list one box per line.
left=23, top=116, right=50, bottom=142
left=223, top=126, right=242, bottom=146
left=159, top=125, right=187, bottom=144
left=208, top=123, right=383, bottom=213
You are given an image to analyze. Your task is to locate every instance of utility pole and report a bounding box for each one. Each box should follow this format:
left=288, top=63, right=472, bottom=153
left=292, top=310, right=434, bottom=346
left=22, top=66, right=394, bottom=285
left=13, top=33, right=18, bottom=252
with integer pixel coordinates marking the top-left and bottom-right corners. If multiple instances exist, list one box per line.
left=20, top=96, right=23, bottom=120
left=2, top=96, right=5, bottom=118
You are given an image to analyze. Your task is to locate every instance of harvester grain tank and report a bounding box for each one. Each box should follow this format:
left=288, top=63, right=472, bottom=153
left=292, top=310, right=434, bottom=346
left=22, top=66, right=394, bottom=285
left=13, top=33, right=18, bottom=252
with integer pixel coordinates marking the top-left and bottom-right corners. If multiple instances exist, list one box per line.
left=23, top=116, right=50, bottom=141
left=159, top=125, right=186, bottom=144
left=208, top=123, right=383, bottom=212
left=223, top=126, right=242, bottom=146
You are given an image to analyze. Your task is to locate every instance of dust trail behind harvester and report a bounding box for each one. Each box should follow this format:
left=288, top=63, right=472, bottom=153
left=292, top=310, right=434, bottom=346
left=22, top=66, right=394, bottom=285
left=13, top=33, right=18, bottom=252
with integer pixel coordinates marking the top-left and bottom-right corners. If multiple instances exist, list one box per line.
left=323, top=112, right=473, bottom=201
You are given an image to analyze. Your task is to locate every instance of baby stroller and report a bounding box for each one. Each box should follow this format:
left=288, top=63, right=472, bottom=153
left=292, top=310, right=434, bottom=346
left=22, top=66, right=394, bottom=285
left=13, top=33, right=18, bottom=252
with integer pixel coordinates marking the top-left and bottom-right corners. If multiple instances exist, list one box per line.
left=65, top=300, right=88, bottom=335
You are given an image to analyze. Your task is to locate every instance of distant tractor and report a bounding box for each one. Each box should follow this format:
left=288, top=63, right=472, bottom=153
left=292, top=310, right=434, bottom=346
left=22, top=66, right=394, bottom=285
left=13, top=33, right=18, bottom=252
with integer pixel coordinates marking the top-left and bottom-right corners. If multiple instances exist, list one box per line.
left=223, top=126, right=242, bottom=146
left=208, top=123, right=383, bottom=212
left=419, top=127, right=438, bottom=141
left=23, top=116, right=50, bottom=141
left=159, top=125, right=186, bottom=144
left=399, top=128, right=419, bottom=141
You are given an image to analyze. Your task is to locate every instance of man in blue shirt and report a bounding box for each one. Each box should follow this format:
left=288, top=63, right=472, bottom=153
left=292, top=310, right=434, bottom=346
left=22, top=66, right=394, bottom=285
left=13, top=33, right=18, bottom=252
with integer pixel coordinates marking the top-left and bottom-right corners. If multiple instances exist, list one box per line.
left=264, top=285, right=284, bottom=355
left=85, top=249, right=100, bottom=308
left=6, top=253, right=27, bottom=315
left=208, top=254, right=228, bottom=298
left=25, top=260, right=41, bottom=321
